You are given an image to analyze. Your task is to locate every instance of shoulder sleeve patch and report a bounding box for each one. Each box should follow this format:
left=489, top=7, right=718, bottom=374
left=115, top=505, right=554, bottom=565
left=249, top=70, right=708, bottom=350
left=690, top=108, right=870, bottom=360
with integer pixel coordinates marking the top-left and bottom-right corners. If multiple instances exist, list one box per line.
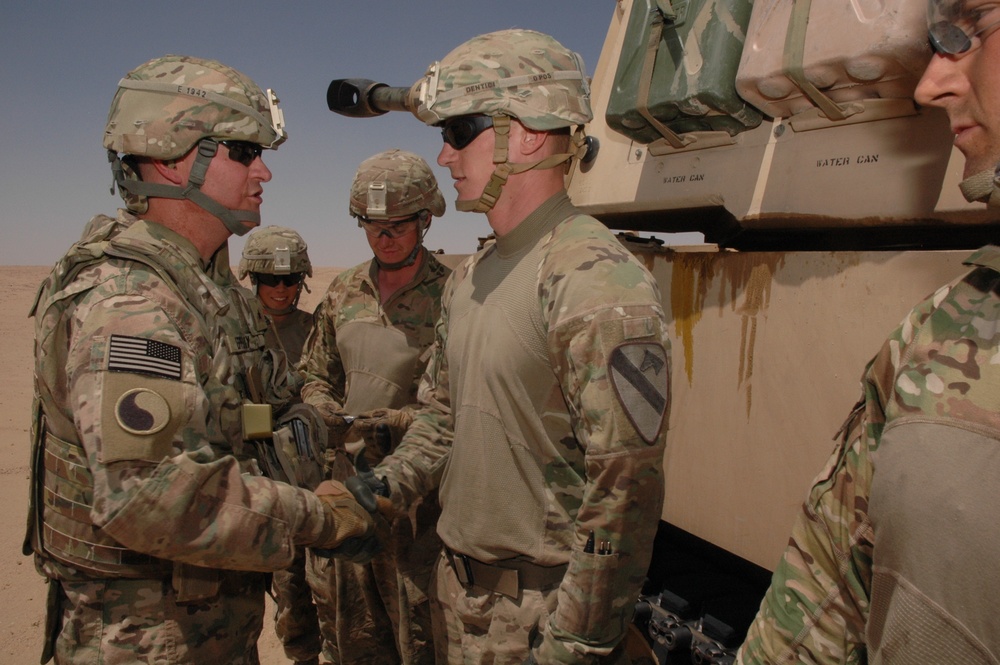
left=609, top=343, right=669, bottom=444
left=101, top=372, right=184, bottom=463
left=107, top=334, right=182, bottom=380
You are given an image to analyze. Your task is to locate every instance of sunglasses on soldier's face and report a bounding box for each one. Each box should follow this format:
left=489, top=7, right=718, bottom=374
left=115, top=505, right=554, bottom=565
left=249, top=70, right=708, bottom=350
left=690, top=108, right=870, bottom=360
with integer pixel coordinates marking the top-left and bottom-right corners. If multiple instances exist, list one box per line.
left=357, top=213, right=422, bottom=239
left=440, top=115, right=494, bottom=150
left=255, top=272, right=303, bottom=287
left=221, top=140, right=265, bottom=166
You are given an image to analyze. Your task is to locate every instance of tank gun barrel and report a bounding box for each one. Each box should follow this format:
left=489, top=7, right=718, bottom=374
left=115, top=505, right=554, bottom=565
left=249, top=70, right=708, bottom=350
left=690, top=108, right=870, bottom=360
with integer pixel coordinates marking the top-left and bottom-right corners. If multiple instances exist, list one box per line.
left=326, top=78, right=420, bottom=119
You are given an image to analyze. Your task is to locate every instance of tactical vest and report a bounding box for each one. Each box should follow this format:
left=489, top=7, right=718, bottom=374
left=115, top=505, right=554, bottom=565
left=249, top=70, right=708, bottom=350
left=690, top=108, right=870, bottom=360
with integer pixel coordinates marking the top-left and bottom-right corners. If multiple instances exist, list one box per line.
left=24, top=214, right=291, bottom=580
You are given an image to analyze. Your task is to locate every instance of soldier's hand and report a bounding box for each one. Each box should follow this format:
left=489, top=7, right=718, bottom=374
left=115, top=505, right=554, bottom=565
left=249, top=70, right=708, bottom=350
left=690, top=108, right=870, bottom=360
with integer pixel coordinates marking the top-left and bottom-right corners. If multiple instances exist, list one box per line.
left=351, top=408, right=413, bottom=454
left=313, top=403, right=354, bottom=446
left=345, top=450, right=395, bottom=519
left=311, top=479, right=380, bottom=563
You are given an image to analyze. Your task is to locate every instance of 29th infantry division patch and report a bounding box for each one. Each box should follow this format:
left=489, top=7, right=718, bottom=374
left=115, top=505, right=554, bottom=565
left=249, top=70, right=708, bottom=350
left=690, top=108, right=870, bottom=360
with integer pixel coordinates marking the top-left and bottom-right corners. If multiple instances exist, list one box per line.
left=609, top=343, right=669, bottom=444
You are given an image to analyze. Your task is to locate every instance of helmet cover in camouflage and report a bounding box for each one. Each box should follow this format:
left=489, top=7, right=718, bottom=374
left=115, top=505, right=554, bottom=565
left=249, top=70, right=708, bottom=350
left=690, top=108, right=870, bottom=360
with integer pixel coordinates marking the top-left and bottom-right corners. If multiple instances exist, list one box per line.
left=414, top=29, right=593, bottom=131
left=239, top=225, right=312, bottom=279
left=104, top=54, right=287, bottom=160
left=349, top=149, right=446, bottom=220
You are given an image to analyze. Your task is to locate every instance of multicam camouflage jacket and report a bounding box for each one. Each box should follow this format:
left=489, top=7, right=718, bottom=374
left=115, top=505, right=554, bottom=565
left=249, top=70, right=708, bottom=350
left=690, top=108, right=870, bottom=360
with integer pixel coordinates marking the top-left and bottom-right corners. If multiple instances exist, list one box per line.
left=299, top=252, right=450, bottom=421
left=379, top=193, right=671, bottom=662
left=25, top=210, right=335, bottom=584
left=738, top=245, right=1000, bottom=664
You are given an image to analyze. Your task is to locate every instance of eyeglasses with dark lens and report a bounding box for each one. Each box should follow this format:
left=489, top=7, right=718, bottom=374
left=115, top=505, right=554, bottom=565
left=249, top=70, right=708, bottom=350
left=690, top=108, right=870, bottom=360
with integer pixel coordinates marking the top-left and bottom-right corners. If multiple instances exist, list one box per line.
left=440, top=115, right=494, bottom=150
left=221, top=140, right=265, bottom=166
left=357, top=213, right=422, bottom=239
left=255, top=272, right=303, bottom=287
left=929, top=6, right=1000, bottom=55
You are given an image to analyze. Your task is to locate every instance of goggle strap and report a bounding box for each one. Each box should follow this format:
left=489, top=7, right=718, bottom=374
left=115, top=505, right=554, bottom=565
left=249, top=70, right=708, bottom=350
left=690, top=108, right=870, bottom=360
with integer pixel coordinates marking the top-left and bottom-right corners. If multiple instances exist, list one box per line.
left=116, top=78, right=286, bottom=148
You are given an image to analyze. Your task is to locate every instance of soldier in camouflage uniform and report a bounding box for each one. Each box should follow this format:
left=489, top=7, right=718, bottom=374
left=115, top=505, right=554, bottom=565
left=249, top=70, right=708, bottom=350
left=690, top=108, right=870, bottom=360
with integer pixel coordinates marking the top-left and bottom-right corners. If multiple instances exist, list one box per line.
left=240, top=225, right=315, bottom=366
left=239, top=225, right=321, bottom=665
left=277, top=149, right=450, bottom=665
left=738, top=2, right=1000, bottom=662
left=347, top=30, right=671, bottom=664
left=23, top=55, right=378, bottom=665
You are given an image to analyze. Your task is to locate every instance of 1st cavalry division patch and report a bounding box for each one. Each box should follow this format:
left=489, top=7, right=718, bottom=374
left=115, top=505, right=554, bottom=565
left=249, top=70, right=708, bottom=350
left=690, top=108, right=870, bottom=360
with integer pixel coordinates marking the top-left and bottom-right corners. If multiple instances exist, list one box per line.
left=609, top=343, right=669, bottom=444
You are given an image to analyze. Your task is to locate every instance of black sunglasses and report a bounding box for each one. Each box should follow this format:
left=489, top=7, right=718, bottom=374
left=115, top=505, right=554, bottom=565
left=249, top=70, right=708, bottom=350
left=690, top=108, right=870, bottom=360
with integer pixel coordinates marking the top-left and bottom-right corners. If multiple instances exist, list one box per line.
left=255, top=272, right=303, bottom=287
left=440, top=116, right=494, bottom=150
left=221, top=140, right=265, bottom=166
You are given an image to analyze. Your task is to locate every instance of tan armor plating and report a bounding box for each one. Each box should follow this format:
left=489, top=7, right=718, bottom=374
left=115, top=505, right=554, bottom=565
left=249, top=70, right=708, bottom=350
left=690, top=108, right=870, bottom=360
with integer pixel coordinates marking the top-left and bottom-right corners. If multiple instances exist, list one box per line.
left=338, top=319, right=422, bottom=415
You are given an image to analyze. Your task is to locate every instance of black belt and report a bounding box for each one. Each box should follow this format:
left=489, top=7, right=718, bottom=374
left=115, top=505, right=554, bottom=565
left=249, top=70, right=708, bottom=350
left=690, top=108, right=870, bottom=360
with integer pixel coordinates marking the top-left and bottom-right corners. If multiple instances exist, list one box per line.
left=445, top=548, right=567, bottom=599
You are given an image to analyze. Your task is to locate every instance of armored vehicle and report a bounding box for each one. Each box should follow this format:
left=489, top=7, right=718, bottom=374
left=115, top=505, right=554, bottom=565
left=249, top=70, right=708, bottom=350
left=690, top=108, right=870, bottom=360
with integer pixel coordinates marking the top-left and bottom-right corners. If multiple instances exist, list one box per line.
left=327, top=0, right=996, bottom=659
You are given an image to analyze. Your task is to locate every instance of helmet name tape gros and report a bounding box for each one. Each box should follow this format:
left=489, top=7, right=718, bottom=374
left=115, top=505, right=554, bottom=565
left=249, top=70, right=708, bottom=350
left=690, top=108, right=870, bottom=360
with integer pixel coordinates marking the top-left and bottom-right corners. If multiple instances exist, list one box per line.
left=115, top=78, right=287, bottom=148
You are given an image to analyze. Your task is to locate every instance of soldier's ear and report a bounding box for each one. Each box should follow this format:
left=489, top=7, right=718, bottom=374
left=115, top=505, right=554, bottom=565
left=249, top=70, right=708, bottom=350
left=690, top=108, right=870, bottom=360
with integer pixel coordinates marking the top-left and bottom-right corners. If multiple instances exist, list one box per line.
left=151, top=158, right=184, bottom=184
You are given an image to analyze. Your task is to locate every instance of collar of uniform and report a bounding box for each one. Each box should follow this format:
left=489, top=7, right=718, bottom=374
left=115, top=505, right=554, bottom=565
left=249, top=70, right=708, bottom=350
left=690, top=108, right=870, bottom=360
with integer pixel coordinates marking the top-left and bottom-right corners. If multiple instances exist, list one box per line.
left=493, top=192, right=578, bottom=259
left=106, top=216, right=232, bottom=313
left=963, top=244, right=1000, bottom=272
left=366, top=249, right=436, bottom=301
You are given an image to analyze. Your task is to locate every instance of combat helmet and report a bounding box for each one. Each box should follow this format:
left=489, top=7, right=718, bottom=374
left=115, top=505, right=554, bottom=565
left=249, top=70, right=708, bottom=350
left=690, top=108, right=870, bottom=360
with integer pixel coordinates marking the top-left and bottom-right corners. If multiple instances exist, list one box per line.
left=239, top=225, right=312, bottom=279
left=350, top=148, right=445, bottom=270
left=413, top=29, right=594, bottom=213
left=104, top=54, right=287, bottom=235
left=239, top=226, right=311, bottom=315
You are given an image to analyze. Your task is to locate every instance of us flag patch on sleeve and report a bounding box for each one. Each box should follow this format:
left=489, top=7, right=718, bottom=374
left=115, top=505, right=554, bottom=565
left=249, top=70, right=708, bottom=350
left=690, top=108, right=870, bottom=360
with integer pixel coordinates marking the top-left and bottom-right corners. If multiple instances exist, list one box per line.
left=107, top=335, right=182, bottom=380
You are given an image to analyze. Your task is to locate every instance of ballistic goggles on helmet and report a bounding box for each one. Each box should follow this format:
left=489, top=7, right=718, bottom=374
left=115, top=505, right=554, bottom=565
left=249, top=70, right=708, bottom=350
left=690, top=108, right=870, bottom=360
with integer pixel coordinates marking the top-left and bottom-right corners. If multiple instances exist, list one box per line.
left=357, top=211, right=427, bottom=238
left=440, top=115, right=494, bottom=150
left=254, top=272, right=304, bottom=287
left=928, top=0, right=1000, bottom=54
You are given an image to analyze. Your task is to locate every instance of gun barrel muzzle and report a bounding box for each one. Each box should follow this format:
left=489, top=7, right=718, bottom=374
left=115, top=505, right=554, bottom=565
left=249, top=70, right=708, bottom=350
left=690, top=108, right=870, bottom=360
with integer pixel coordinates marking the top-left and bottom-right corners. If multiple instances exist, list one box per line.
left=327, top=78, right=415, bottom=118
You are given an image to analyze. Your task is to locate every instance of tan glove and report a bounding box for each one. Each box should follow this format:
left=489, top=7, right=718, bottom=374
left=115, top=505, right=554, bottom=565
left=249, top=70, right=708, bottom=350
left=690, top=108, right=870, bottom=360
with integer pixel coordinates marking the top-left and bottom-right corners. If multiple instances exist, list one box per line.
left=313, top=402, right=355, bottom=449
left=350, top=408, right=413, bottom=455
left=311, top=480, right=380, bottom=563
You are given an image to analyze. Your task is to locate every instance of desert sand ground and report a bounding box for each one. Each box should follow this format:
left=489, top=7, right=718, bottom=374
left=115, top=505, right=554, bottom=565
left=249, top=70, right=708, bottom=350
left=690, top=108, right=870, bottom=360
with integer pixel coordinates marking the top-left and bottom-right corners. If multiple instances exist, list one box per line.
left=0, top=265, right=344, bottom=664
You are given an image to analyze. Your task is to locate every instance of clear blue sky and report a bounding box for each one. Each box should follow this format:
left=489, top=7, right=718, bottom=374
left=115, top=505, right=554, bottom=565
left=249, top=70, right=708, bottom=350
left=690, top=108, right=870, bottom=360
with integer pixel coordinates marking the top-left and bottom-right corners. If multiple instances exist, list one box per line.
left=0, top=1, right=625, bottom=268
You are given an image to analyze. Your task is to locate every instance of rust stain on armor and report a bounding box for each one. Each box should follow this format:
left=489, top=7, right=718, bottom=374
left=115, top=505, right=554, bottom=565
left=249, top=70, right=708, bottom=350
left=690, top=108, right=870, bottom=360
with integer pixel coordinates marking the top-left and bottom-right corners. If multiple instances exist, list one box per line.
left=670, top=252, right=784, bottom=414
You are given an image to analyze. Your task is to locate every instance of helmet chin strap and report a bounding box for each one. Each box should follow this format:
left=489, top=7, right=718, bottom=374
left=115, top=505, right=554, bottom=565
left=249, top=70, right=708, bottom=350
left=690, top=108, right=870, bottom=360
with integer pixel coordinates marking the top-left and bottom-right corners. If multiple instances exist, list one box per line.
left=109, top=138, right=260, bottom=236
left=457, top=115, right=590, bottom=214
left=959, top=162, right=1000, bottom=209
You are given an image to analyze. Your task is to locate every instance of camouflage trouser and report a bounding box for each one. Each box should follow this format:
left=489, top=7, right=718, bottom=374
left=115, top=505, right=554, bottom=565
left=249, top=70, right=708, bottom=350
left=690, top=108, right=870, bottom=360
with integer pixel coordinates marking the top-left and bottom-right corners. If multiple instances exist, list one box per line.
left=430, top=552, right=559, bottom=665
left=273, top=547, right=323, bottom=663
left=305, top=540, right=436, bottom=665
left=54, top=575, right=266, bottom=664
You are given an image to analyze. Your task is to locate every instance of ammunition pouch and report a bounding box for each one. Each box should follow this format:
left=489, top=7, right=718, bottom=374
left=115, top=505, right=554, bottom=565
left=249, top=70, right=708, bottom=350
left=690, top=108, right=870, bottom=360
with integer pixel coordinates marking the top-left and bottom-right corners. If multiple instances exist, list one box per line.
left=245, top=402, right=326, bottom=490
